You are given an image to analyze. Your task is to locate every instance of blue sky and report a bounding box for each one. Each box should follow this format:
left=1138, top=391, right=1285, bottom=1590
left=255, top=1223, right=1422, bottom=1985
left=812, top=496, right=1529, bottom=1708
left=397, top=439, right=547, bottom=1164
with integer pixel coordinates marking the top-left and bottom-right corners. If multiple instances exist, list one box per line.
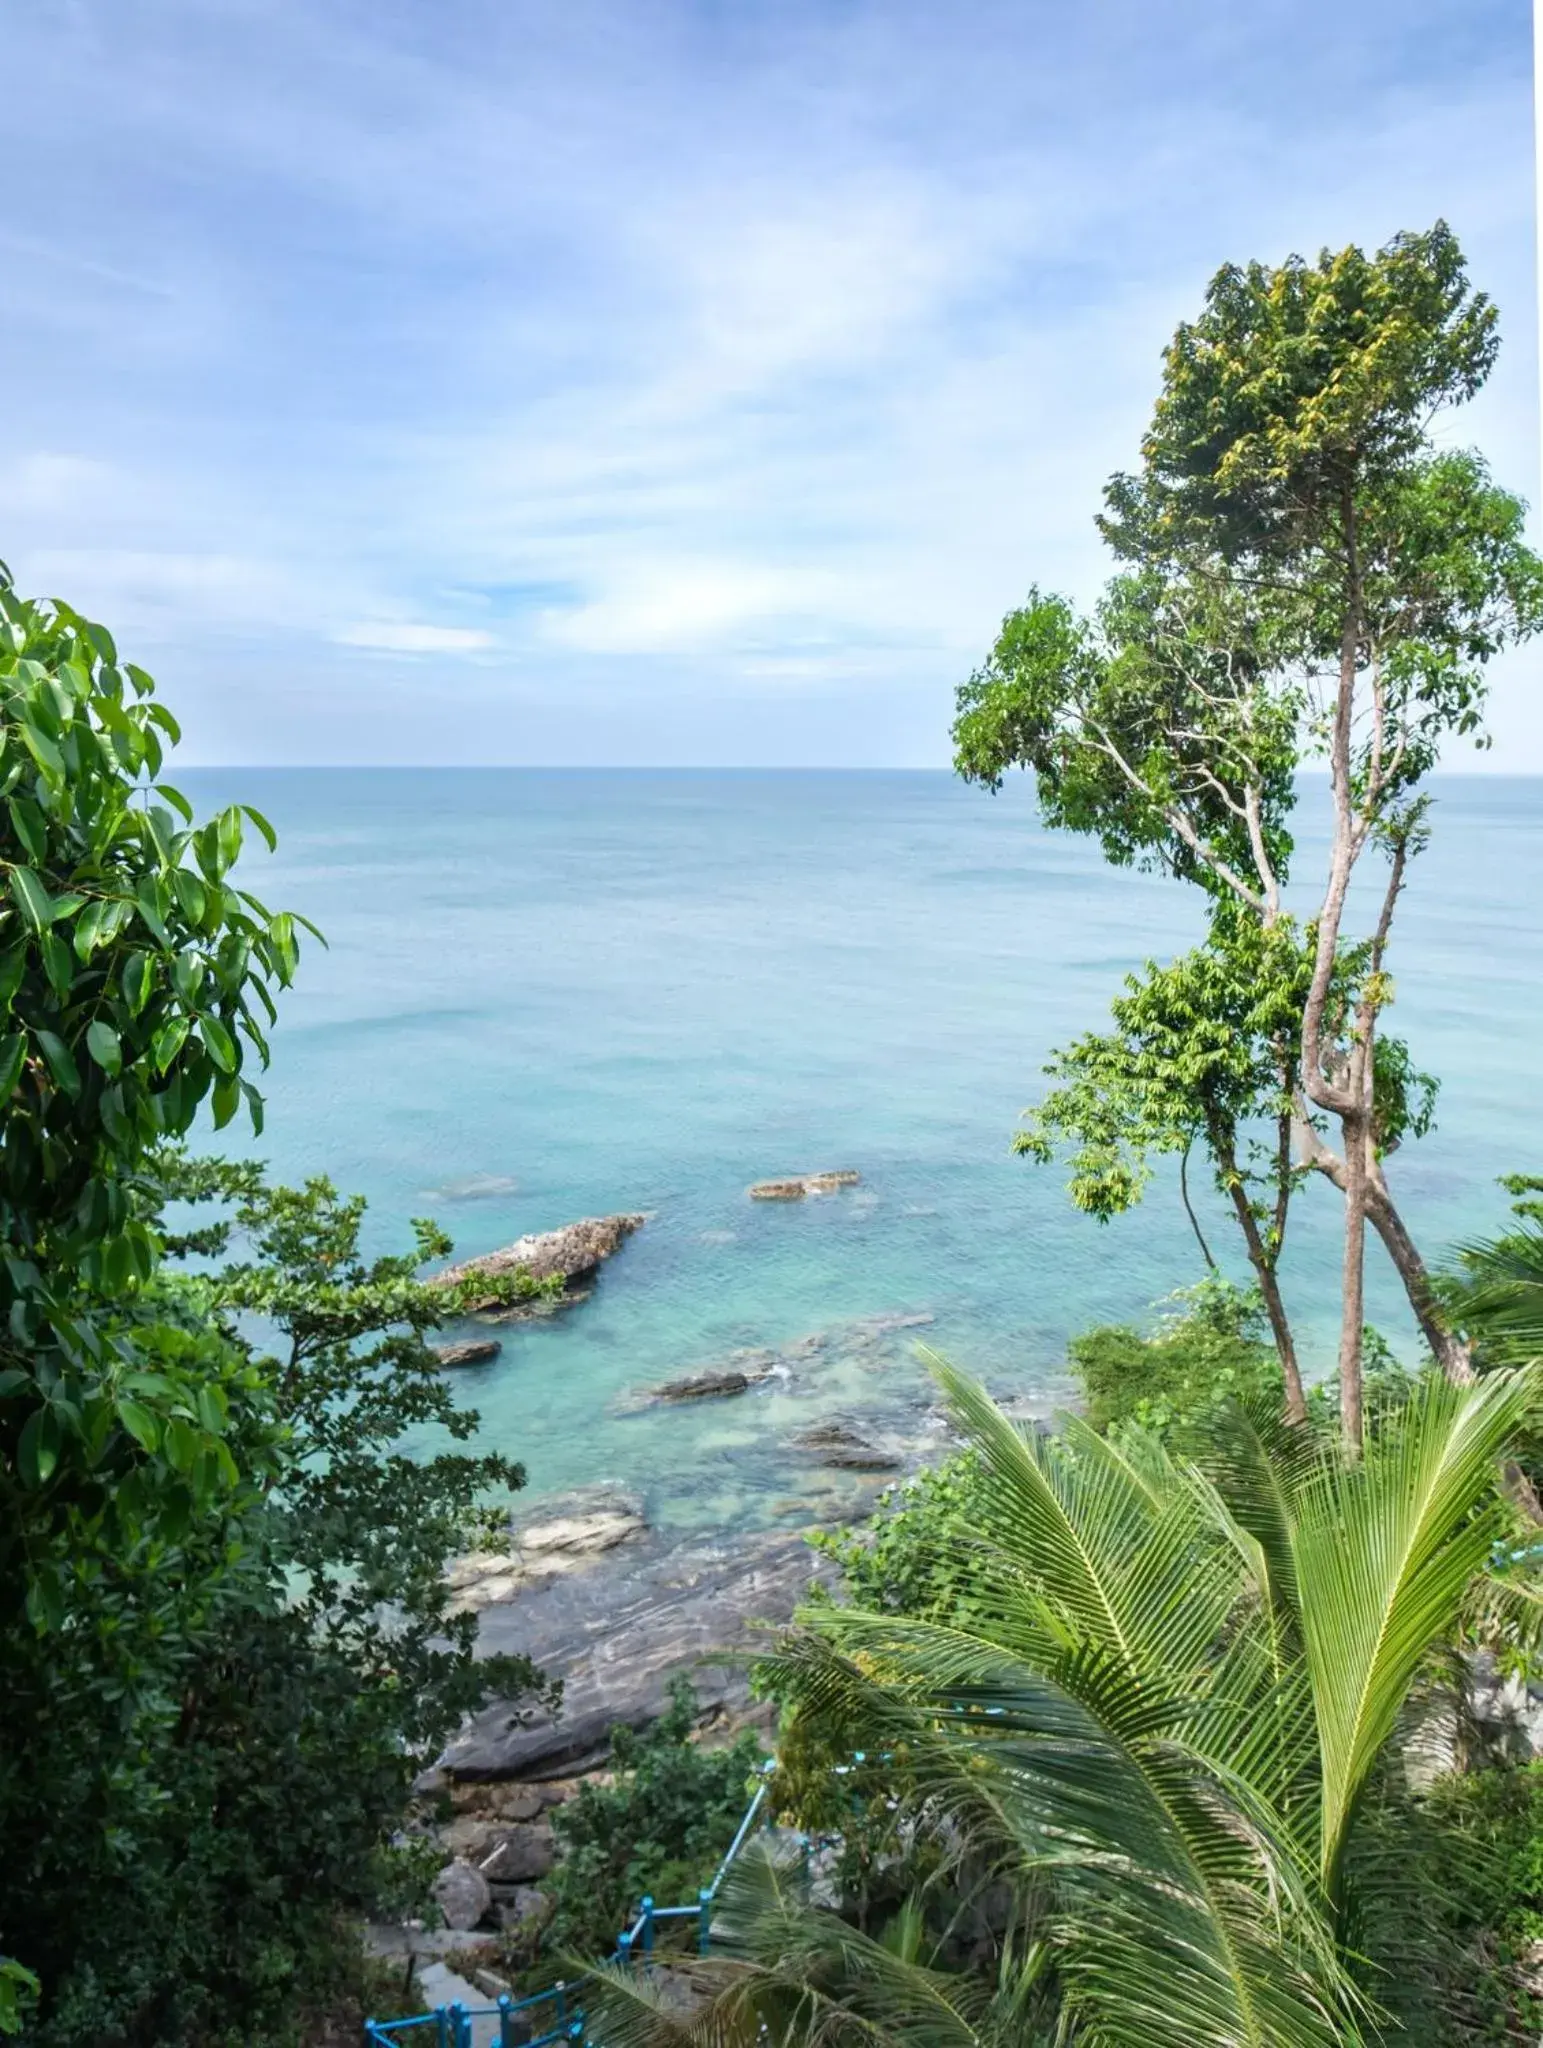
left=2, top=0, right=1538, bottom=765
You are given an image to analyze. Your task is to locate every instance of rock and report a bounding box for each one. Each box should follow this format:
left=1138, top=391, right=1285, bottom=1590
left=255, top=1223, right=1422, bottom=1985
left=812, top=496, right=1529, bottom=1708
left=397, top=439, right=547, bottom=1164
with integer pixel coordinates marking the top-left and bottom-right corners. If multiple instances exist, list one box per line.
left=748, top=1172, right=860, bottom=1201
left=432, top=1859, right=492, bottom=1931
left=496, top=1886, right=549, bottom=1931
left=439, top=1525, right=841, bottom=1781
left=647, top=1361, right=775, bottom=1403
left=789, top=1421, right=904, bottom=1471
left=478, top=1823, right=555, bottom=1882
left=434, top=1338, right=502, bottom=1368
left=445, top=1488, right=647, bottom=1613
left=441, top=1816, right=507, bottom=1862
left=434, top=1214, right=645, bottom=1311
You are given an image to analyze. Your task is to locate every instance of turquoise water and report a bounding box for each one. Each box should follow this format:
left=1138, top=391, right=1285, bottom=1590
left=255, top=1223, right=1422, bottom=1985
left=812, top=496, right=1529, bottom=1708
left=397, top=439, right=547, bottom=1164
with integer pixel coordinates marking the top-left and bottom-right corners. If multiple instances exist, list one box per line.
left=179, top=769, right=1543, bottom=1532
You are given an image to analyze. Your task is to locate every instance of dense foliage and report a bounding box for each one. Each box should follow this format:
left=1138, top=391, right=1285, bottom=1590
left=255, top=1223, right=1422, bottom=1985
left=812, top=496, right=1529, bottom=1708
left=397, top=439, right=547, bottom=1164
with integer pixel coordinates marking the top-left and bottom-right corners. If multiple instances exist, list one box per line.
left=0, top=570, right=555, bottom=2045
left=616, top=1362, right=1543, bottom=2048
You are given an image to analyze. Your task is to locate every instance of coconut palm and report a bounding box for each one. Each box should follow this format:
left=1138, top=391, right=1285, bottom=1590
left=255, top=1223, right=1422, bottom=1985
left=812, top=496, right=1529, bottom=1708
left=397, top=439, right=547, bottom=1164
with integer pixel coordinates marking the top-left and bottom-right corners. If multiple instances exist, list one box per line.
left=585, top=1358, right=1538, bottom=2048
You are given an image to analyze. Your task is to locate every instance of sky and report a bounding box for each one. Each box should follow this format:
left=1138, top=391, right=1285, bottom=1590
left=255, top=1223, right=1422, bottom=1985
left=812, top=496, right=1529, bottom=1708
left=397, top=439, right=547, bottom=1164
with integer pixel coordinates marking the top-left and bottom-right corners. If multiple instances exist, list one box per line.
left=1, top=0, right=1539, bottom=766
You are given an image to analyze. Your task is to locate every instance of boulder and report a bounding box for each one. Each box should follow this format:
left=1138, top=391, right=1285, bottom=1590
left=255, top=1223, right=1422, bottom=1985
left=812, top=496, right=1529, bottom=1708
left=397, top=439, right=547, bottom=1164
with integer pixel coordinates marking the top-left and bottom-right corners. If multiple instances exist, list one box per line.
left=496, top=1886, right=549, bottom=1931
left=434, top=1338, right=503, bottom=1368
left=432, top=1859, right=492, bottom=1931
left=434, top=1215, right=646, bottom=1313
left=478, top=1823, right=555, bottom=1883
left=748, top=1172, right=860, bottom=1201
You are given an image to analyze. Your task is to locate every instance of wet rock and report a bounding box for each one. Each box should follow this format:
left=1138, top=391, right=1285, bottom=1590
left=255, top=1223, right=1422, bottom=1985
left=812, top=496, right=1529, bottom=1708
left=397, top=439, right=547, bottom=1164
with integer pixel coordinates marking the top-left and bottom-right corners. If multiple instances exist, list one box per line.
left=646, top=1358, right=776, bottom=1403
left=748, top=1172, right=861, bottom=1200
left=432, top=1859, right=492, bottom=1931
left=434, top=1338, right=503, bottom=1368
left=496, top=1886, right=549, bottom=1931
left=789, top=1421, right=904, bottom=1472
left=434, top=1215, right=645, bottom=1313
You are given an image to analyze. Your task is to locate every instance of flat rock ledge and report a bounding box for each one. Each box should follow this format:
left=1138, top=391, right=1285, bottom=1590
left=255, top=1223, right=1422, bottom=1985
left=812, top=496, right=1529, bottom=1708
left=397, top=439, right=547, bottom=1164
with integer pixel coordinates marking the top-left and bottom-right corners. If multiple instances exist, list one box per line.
left=445, top=1487, right=647, bottom=1614
left=433, top=1213, right=645, bottom=1314
left=436, top=1522, right=840, bottom=1782
left=748, top=1171, right=861, bottom=1201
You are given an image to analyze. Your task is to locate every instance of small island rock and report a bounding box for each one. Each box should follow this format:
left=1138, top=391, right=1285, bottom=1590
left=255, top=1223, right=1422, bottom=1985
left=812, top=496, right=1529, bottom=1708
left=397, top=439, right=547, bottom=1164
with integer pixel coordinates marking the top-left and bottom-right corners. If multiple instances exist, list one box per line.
left=434, top=1214, right=645, bottom=1312
left=748, top=1171, right=860, bottom=1201
left=434, top=1338, right=502, bottom=1368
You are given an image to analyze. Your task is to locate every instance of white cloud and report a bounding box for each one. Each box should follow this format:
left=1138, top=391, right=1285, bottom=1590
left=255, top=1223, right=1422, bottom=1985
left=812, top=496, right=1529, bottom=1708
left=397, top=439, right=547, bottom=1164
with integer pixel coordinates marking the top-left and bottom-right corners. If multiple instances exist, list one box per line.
left=333, top=622, right=495, bottom=654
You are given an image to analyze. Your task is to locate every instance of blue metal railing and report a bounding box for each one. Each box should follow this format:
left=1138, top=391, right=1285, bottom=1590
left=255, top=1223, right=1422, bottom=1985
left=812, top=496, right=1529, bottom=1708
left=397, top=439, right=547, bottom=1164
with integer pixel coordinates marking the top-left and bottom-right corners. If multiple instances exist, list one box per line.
left=365, top=1761, right=784, bottom=2044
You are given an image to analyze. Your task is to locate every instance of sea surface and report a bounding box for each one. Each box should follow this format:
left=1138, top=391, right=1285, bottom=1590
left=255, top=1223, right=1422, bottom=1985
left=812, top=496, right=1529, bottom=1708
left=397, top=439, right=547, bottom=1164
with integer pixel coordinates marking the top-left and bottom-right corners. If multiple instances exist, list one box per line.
left=178, top=769, right=1543, bottom=1534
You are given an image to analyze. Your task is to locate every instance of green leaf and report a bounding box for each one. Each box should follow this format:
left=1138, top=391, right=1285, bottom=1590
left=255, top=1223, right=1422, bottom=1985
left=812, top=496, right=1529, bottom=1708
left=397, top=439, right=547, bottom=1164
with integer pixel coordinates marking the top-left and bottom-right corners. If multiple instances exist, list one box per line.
left=200, top=1014, right=238, bottom=1074
left=242, top=1078, right=265, bottom=1136
left=8, top=866, right=54, bottom=930
left=151, top=1015, right=190, bottom=1073
left=6, top=795, right=46, bottom=862
left=134, top=877, right=170, bottom=946
left=0, top=947, right=25, bottom=1010
left=39, top=930, right=72, bottom=1000
left=116, top=1398, right=161, bottom=1454
left=163, top=1415, right=198, bottom=1473
left=34, top=1029, right=80, bottom=1097
left=171, top=867, right=207, bottom=926
left=123, top=950, right=154, bottom=1016
left=0, top=1033, right=27, bottom=1104
left=242, top=803, right=277, bottom=852
left=86, top=1019, right=122, bottom=1076
left=17, top=1404, right=61, bottom=1486
left=210, top=1071, right=240, bottom=1128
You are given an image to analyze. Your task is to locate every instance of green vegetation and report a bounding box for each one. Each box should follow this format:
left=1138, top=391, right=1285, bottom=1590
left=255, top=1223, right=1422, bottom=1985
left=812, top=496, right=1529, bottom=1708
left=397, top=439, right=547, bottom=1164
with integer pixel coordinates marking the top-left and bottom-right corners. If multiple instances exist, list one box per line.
left=515, top=1680, right=764, bottom=1969
left=604, top=1363, right=1543, bottom=2048
left=954, top=224, right=1543, bottom=1444
left=0, top=568, right=553, bottom=2045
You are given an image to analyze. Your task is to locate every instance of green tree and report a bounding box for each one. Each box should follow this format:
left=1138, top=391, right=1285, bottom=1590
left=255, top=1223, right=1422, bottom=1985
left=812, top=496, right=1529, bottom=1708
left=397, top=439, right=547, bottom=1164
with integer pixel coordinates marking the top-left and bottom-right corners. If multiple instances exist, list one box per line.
left=2, top=1157, right=557, bottom=2047
left=954, top=226, right=1543, bottom=1448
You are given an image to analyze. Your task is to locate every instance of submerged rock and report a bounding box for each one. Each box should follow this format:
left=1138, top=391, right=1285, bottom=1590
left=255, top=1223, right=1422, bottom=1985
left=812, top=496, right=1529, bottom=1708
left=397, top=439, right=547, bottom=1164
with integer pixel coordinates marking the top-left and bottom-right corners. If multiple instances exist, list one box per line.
left=748, top=1172, right=861, bottom=1200
left=433, top=1214, right=645, bottom=1314
left=434, top=1338, right=503, bottom=1369
left=789, top=1421, right=905, bottom=1472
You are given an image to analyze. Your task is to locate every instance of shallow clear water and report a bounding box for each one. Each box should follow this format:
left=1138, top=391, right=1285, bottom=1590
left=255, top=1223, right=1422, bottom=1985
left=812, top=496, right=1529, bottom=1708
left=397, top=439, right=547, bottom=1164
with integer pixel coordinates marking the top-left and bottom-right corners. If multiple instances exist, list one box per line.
left=178, top=769, right=1543, bottom=1533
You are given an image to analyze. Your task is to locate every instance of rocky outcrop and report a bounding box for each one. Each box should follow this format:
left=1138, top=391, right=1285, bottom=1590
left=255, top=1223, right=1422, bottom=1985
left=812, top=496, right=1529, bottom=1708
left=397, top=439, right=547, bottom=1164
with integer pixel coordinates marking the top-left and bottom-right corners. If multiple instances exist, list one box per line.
left=445, top=1488, right=647, bottom=1614
left=434, top=1214, right=645, bottom=1313
left=748, top=1172, right=861, bottom=1200
left=434, top=1338, right=503, bottom=1368
left=438, top=1524, right=840, bottom=1781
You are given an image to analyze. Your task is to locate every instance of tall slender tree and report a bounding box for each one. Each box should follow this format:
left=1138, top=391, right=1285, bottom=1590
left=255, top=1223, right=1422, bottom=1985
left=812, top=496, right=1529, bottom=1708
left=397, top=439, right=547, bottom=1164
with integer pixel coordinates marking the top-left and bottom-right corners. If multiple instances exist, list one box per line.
left=955, top=225, right=1542, bottom=1446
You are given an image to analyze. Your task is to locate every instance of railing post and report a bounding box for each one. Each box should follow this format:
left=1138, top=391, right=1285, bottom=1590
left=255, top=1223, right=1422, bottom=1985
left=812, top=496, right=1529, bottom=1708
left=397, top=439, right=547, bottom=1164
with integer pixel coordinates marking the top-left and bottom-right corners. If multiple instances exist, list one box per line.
left=436, top=2007, right=450, bottom=2048
left=697, top=1885, right=713, bottom=1955
left=641, top=1894, right=655, bottom=1955
left=555, top=1978, right=568, bottom=2032
left=498, top=1992, right=514, bottom=2047
left=450, top=2001, right=469, bottom=2048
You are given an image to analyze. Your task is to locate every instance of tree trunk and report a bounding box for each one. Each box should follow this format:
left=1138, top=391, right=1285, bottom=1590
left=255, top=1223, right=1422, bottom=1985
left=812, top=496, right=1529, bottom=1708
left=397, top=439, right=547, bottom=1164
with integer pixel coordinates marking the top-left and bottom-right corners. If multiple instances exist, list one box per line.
left=1338, top=1109, right=1368, bottom=1455
left=1208, top=1110, right=1307, bottom=1423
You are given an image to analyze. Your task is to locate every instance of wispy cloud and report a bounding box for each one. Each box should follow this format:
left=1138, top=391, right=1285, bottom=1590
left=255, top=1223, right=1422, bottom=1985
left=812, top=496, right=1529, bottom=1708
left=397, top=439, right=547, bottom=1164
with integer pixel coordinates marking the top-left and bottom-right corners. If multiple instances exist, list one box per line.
left=0, top=0, right=1535, bottom=764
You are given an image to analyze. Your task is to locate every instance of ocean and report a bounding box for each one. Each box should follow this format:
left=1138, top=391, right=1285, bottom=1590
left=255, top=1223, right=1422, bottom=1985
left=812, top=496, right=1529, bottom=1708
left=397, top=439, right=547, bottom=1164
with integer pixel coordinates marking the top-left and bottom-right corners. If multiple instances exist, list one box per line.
left=178, top=768, right=1543, bottom=1534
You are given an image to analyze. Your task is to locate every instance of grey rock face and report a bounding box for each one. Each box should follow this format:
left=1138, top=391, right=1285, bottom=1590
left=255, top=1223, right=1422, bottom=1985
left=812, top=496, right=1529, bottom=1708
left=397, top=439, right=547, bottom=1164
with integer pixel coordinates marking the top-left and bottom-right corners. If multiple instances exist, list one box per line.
left=432, top=1859, right=492, bottom=1931
left=646, top=1363, right=775, bottom=1403
left=478, top=1824, right=555, bottom=1883
left=789, top=1421, right=905, bottom=1471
